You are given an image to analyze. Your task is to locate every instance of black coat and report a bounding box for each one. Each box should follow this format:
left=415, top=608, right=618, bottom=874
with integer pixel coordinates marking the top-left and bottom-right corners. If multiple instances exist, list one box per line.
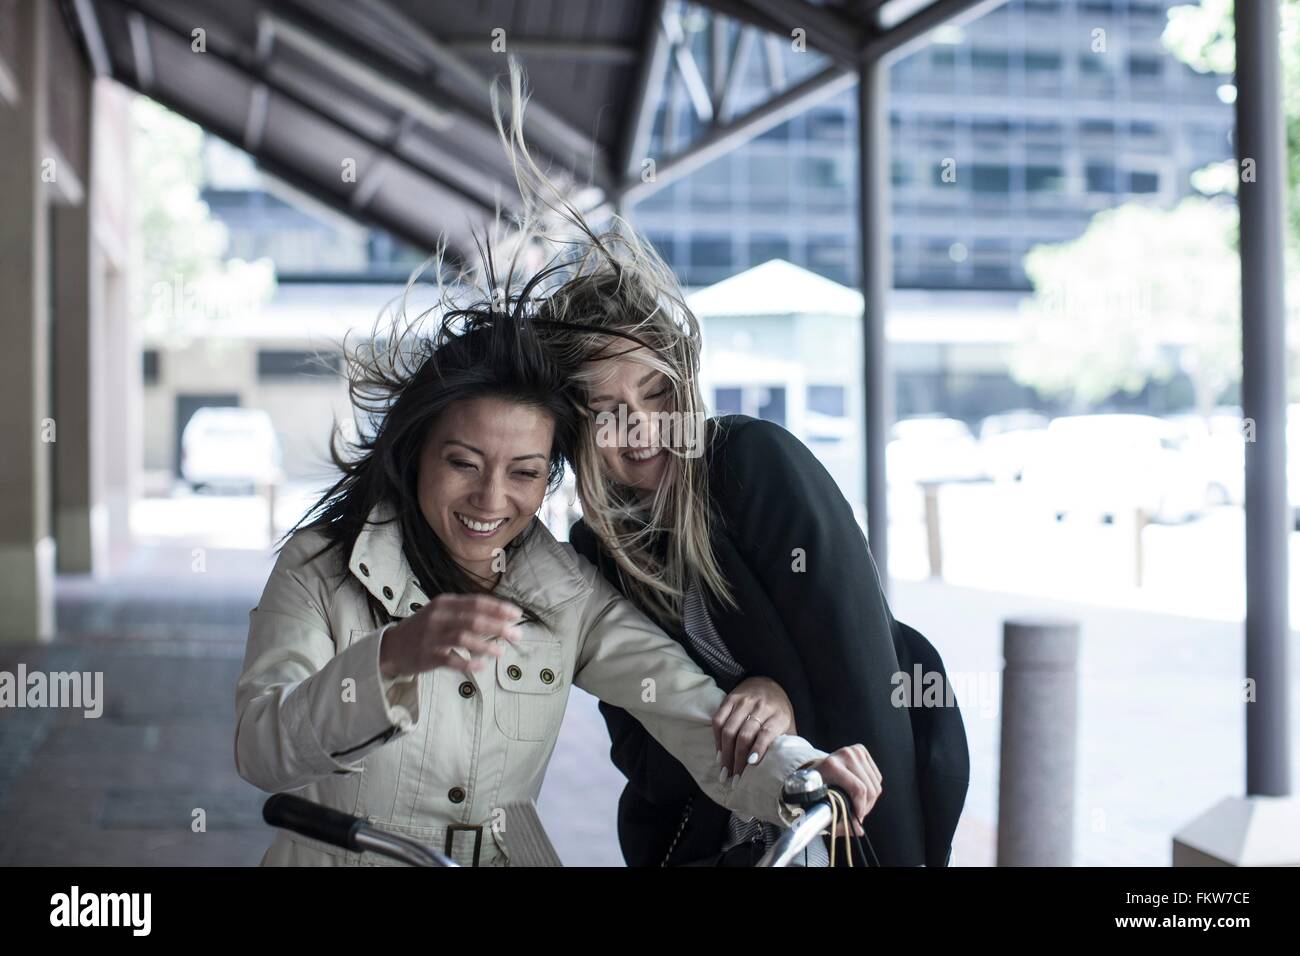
left=570, top=415, right=970, bottom=867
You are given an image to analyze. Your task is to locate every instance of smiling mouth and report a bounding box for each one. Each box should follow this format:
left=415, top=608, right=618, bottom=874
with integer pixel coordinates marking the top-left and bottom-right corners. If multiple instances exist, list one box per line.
left=622, top=446, right=662, bottom=464
left=454, top=512, right=508, bottom=536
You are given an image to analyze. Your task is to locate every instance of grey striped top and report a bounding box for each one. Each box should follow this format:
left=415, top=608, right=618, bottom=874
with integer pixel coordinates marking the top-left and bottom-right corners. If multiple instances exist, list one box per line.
left=681, top=581, right=829, bottom=868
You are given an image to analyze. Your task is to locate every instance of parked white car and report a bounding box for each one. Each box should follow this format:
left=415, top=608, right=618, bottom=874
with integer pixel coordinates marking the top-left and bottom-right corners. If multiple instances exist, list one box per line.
left=1166, top=408, right=1246, bottom=507
left=1021, top=413, right=1210, bottom=524
left=978, top=410, right=1050, bottom=483
left=181, top=407, right=284, bottom=491
left=887, top=416, right=986, bottom=486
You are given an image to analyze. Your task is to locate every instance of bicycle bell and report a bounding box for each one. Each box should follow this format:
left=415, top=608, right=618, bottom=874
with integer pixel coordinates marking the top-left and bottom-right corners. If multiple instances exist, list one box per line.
left=781, top=766, right=828, bottom=810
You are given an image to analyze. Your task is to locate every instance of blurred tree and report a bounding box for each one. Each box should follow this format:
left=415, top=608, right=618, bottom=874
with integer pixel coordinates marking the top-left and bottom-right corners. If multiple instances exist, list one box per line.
left=1163, top=0, right=1300, bottom=243
left=1011, top=199, right=1241, bottom=418
left=130, top=97, right=275, bottom=337
left=1013, top=2, right=1300, bottom=412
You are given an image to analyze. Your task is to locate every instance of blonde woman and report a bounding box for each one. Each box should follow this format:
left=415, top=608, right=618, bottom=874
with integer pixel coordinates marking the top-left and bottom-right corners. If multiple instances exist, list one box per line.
left=475, top=56, right=971, bottom=864
left=536, top=248, right=971, bottom=869
left=233, top=254, right=882, bottom=866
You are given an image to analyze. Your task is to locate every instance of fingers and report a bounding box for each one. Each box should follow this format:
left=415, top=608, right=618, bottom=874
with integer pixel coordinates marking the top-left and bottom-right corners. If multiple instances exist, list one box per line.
left=731, top=710, right=772, bottom=777
left=712, top=695, right=739, bottom=758
left=406, top=594, right=526, bottom=674
left=452, top=633, right=508, bottom=660
left=718, top=703, right=756, bottom=777
left=743, top=723, right=781, bottom=771
left=855, top=743, right=883, bottom=790
left=819, top=751, right=880, bottom=837
left=443, top=597, right=524, bottom=641
left=843, top=744, right=882, bottom=794
left=435, top=647, right=482, bottom=675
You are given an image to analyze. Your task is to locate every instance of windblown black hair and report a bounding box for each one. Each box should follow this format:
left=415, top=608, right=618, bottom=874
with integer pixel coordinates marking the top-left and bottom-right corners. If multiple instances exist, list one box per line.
left=281, top=234, right=578, bottom=628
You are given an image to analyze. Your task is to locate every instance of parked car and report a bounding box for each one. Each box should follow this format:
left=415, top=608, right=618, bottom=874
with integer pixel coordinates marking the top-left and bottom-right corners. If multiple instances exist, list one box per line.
left=978, top=409, right=1050, bottom=483
left=1020, top=413, right=1210, bottom=524
left=180, top=407, right=284, bottom=492
left=887, top=416, right=986, bottom=486
left=1165, top=408, right=1246, bottom=507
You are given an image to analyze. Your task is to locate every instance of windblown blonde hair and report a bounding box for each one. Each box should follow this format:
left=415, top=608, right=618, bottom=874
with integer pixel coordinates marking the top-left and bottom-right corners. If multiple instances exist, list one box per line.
left=490, top=59, right=734, bottom=627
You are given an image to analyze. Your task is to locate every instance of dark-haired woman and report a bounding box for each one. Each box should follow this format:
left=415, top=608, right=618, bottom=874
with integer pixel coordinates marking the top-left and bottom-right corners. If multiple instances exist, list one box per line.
left=233, top=279, right=885, bottom=867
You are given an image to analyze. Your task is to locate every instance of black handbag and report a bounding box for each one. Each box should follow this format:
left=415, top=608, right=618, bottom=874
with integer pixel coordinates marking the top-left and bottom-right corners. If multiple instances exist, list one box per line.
left=661, top=796, right=762, bottom=866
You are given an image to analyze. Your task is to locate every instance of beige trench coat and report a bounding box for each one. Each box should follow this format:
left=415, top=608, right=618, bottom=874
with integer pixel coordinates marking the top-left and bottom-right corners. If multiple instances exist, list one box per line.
left=235, top=503, right=825, bottom=866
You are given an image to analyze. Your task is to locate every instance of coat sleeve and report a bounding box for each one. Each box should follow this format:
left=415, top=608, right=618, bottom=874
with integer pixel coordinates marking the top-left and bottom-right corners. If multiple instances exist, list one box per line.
left=569, top=560, right=825, bottom=825
left=570, top=521, right=703, bottom=807
left=234, top=533, right=424, bottom=793
left=709, top=418, right=914, bottom=756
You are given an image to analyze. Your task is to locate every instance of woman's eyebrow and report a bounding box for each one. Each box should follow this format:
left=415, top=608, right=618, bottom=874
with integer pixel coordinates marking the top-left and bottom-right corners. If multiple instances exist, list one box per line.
left=444, top=439, right=545, bottom=462
left=589, top=371, right=660, bottom=405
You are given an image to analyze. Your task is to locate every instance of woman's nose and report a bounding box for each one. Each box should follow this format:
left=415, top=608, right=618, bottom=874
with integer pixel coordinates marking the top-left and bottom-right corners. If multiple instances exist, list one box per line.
left=624, top=404, right=658, bottom=448
left=469, top=472, right=508, bottom=511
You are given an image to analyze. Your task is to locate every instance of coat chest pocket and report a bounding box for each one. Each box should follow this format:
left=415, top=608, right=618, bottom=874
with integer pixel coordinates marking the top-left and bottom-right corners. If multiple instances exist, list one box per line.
left=493, top=639, right=567, bottom=742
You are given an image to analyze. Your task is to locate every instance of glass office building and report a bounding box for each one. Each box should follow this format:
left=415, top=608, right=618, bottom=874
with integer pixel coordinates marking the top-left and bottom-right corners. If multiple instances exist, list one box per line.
left=632, top=0, right=1236, bottom=292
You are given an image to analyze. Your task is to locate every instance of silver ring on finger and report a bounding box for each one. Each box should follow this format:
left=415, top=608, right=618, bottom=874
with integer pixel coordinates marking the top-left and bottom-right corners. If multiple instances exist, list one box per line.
left=745, top=714, right=764, bottom=725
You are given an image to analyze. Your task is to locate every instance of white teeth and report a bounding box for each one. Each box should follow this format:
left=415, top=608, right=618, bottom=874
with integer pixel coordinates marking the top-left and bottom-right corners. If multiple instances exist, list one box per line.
left=624, top=447, right=660, bottom=462
left=455, top=513, right=506, bottom=533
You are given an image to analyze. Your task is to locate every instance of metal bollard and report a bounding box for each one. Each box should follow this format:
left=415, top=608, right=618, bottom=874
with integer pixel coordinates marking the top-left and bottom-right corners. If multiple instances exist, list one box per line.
left=997, top=618, right=1080, bottom=866
left=921, top=480, right=943, bottom=579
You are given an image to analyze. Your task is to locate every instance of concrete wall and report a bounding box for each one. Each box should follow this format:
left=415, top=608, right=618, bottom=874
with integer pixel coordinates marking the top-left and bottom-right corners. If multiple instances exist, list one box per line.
left=142, top=338, right=351, bottom=483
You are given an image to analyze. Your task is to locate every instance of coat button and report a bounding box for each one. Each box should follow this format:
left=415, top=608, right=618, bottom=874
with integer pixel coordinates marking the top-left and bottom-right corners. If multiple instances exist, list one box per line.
left=383, top=586, right=394, bottom=599
left=459, top=681, right=474, bottom=698
left=410, top=602, right=422, bottom=612
left=358, top=563, right=370, bottom=576
left=506, top=664, right=522, bottom=681
left=540, top=668, right=555, bottom=685
left=448, top=787, right=466, bottom=804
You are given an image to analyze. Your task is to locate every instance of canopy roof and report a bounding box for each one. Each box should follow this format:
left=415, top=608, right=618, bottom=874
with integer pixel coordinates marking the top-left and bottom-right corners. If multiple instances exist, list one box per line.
left=64, top=0, right=997, bottom=258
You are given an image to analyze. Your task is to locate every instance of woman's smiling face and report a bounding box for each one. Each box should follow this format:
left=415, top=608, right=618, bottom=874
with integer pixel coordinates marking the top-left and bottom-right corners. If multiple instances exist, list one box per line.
left=417, top=397, right=555, bottom=581
left=583, top=349, right=673, bottom=494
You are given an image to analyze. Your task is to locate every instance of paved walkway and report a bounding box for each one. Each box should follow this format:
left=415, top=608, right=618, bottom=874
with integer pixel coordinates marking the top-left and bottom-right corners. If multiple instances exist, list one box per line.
left=2, top=544, right=1290, bottom=866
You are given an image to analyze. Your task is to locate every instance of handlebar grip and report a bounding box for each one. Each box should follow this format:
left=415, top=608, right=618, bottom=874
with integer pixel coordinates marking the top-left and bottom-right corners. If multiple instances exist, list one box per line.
left=263, top=793, right=366, bottom=851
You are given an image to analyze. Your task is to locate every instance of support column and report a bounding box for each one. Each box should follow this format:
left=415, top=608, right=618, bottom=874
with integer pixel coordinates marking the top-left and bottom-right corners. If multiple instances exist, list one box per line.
left=857, top=60, right=892, bottom=588
left=1236, top=0, right=1291, bottom=800
left=1173, top=0, right=1297, bottom=866
left=53, top=70, right=108, bottom=575
left=0, top=0, right=54, bottom=642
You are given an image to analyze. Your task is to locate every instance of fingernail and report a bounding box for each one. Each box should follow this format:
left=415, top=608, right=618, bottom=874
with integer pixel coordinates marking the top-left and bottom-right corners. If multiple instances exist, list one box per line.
left=747, top=752, right=758, bottom=765
left=715, top=750, right=723, bottom=765
left=717, top=767, right=728, bottom=784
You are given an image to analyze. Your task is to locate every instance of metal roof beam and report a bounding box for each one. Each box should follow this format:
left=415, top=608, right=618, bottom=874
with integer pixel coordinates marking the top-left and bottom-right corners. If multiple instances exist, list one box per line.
left=618, top=0, right=674, bottom=181
left=68, top=0, right=113, bottom=78
left=615, top=61, right=856, bottom=205
left=126, top=10, right=154, bottom=89
left=862, top=0, right=1007, bottom=63
left=689, top=0, right=861, bottom=66
left=262, top=7, right=456, bottom=136
left=744, top=0, right=868, bottom=62
left=354, top=0, right=615, bottom=193
left=120, top=75, right=464, bottom=264
left=104, top=0, right=503, bottom=217
left=443, top=38, right=638, bottom=64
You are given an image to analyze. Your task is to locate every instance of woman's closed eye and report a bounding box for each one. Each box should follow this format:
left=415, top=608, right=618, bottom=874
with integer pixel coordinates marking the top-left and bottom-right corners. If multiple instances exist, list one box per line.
left=449, top=458, right=479, bottom=472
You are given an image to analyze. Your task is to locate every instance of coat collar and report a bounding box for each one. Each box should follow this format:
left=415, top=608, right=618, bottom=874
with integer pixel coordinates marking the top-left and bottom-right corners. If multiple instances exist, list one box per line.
left=347, top=501, right=591, bottom=620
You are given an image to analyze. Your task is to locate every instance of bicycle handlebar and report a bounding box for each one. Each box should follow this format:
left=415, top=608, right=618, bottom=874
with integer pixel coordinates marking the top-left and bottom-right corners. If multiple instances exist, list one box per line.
left=262, top=794, right=458, bottom=867
left=264, top=793, right=365, bottom=852
left=756, top=769, right=876, bottom=867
